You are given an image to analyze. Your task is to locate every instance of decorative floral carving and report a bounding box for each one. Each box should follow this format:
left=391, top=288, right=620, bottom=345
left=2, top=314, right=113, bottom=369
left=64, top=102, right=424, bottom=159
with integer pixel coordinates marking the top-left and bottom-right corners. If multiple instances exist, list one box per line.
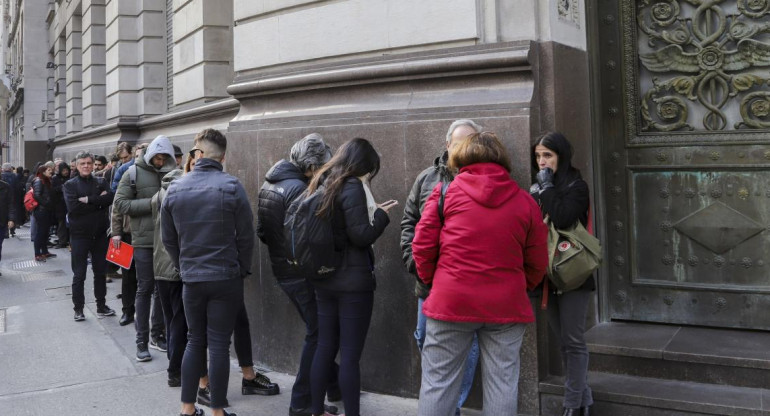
left=637, top=0, right=770, bottom=131
left=688, top=255, right=699, bottom=266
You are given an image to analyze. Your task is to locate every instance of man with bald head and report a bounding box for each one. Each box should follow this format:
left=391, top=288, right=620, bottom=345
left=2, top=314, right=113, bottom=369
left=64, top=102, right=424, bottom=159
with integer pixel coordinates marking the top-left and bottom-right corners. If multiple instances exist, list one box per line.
left=400, top=119, right=483, bottom=416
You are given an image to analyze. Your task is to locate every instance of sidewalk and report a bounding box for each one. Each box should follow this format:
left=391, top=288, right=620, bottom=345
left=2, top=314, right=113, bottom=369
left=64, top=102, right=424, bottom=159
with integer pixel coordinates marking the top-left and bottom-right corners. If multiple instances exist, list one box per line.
left=0, top=226, right=470, bottom=416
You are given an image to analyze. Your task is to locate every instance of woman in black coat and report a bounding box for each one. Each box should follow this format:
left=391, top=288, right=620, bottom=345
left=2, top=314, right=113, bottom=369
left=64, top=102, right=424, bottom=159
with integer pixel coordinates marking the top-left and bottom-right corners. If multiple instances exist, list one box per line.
left=31, top=165, right=55, bottom=261
left=306, top=138, right=398, bottom=416
left=530, top=132, right=594, bottom=416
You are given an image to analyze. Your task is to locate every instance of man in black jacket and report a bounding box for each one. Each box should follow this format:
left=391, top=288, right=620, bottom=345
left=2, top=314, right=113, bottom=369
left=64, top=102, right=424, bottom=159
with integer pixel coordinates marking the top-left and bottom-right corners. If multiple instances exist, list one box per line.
left=399, top=119, right=482, bottom=416
left=256, top=133, right=341, bottom=416
left=51, top=162, right=71, bottom=249
left=0, top=176, right=19, bottom=275
left=2, top=163, right=18, bottom=238
left=162, top=128, right=254, bottom=416
left=63, top=151, right=116, bottom=321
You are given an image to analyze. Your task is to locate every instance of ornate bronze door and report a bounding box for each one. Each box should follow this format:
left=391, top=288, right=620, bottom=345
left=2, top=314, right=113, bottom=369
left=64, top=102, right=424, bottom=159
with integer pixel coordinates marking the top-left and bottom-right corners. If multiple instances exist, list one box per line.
left=596, top=0, right=770, bottom=330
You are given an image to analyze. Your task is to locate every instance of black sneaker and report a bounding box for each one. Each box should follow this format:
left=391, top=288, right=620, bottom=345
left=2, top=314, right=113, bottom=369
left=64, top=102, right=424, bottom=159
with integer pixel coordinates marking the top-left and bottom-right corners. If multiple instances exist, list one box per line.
left=242, top=371, right=280, bottom=395
left=168, top=373, right=181, bottom=387
left=96, top=305, right=116, bottom=317
left=149, top=334, right=168, bottom=352
left=197, top=385, right=229, bottom=408
left=179, top=407, right=205, bottom=416
left=136, top=342, right=152, bottom=362
left=74, top=309, right=85, bottom=321
left=44, top=252, right=57, bottom=258
left=289, top=404, right=339, bottom=416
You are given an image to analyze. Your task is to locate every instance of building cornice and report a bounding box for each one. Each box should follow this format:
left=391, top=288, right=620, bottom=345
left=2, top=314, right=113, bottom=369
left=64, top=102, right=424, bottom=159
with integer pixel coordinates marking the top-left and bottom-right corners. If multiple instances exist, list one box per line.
left=227, top=42, right=531, bottom=99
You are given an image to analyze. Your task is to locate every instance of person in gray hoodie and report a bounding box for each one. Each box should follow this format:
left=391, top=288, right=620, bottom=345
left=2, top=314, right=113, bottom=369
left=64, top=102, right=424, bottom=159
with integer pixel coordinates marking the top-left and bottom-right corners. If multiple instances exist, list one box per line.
left=114, top=134, right=176, bottom=362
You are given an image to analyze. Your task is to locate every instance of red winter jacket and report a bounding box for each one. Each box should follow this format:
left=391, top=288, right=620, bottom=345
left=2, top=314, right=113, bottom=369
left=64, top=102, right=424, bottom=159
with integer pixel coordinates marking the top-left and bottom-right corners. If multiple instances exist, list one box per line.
left=412, top=162, right=548, bottom=324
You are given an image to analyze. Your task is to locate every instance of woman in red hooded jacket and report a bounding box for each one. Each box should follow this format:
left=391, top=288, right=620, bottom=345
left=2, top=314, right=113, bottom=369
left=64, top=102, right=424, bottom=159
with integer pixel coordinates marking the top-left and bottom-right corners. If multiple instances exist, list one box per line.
left=413, top=131, right=549, bottom=416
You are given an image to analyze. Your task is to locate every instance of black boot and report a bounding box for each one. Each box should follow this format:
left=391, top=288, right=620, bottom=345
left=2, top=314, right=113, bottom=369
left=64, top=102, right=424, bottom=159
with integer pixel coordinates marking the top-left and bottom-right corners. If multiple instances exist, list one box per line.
left=561, top=408, right=580, bottom=416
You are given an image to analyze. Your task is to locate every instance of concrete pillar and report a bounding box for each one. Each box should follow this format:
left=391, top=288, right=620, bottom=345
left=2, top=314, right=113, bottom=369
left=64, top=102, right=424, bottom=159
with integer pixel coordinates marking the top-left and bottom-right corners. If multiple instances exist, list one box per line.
left=82, top=0, right=107, bottom=128
left=172, top=0, right=233, bottom=107
left=66, top=15, right=83, bottom=134
left=105, top=0, right=166, bottom=121
left=54, top=37, right=67, bottom=139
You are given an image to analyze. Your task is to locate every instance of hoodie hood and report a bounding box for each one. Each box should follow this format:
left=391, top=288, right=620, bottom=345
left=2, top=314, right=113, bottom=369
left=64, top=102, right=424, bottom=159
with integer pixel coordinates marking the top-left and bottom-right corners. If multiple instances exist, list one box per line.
left=142, top=135, right=176, bottom=172
left=161, top=169, right=183, bottom=190
left=265, top=159, right=307, bottom=184
left=57, top=162, right=70, bottom=176
left=453, top=162, right=519, bottom=208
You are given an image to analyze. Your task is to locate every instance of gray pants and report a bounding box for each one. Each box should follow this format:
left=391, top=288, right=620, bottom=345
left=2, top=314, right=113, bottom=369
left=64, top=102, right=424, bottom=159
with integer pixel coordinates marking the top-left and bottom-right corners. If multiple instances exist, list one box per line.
left=547, top=288, right=593, bottom=409
left=418, top=318, right=526, bottom=416
left=134, top=247, right=165, bottom=345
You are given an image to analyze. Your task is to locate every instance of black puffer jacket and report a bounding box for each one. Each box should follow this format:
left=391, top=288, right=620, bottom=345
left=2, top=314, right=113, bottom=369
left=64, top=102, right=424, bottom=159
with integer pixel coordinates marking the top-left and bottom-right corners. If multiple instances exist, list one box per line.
left=63, top=174, right=114, bottom=239
left=0, top=180, right=18, bottom=225
left=256, top=160, right=309, bottom=279
left=531, top=177, right=595, bottom=291
left=32, top=177, right=53, bottom=211
left=312, top=177, right=390, bottom=293
left=51, top=162, right=71, bottom=220
left=399, top=151, right=452, bottom=298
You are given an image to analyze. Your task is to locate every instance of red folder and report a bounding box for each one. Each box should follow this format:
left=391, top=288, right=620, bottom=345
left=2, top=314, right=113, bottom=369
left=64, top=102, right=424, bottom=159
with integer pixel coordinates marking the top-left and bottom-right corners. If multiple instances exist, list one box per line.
left=106, top=241, right=134, bottom=269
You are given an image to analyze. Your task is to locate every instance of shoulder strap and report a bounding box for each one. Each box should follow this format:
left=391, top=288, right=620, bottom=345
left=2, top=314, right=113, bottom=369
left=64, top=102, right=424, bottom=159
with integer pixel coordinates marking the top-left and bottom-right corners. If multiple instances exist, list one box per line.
left=438, top=182, right=450, bottom=224
left=127, top=165, right=137, bottom=189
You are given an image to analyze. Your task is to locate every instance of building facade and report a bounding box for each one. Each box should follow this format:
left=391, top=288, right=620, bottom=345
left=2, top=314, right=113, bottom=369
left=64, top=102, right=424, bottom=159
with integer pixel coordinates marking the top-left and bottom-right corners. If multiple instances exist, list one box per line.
left=5, top=0, right=764, bottom=415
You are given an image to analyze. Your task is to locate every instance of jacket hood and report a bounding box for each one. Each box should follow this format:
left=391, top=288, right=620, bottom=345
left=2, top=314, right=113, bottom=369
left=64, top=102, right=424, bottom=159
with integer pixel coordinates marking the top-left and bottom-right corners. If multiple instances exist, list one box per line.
left=161, top=169, right=183, bottom=190
left=142, top=135, right=176, bottom=171
left=57, top=162, right=70, bottom=175
left=265, top=159, right=307, bottom=184
left=453, top=162, right=519, bottom=208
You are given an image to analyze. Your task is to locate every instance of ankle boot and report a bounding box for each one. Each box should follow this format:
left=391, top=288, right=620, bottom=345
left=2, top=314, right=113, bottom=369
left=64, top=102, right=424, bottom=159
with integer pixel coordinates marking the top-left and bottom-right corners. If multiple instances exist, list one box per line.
left=581, top=405, right=592, bottom=416
left=561, top=408, right=580, bottom=416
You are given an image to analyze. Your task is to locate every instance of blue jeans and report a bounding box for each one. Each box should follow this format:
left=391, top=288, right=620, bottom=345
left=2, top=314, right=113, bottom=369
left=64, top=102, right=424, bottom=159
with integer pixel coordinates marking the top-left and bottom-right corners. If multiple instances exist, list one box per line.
left=416, top=297, right=479, bottom=411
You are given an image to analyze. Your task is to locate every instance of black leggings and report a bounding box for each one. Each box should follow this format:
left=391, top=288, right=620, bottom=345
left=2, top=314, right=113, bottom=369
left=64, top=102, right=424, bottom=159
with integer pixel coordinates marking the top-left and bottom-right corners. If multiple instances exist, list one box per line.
left=310, top=289, right=373, bottom=416
left=181, top=279, right=243, bottom=409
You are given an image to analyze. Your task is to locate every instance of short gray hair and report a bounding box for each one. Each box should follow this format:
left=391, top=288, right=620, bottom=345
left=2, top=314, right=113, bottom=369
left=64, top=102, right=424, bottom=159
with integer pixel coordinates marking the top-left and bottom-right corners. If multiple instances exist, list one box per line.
left=74, top=151, right=94, bottom=163
left=446, top=119, right=483, bottom=143
left=2, top=163, right=12, bottom=171
left=290, top=133, right=332, bottom=173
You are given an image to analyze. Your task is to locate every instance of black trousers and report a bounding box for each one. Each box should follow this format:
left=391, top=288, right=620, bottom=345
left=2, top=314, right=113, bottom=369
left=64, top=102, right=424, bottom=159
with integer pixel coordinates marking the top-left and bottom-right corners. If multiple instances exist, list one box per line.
left=157, top=280, right=186, bottom=377
left=311, top=289, right=373, bottom=416
left=119, top=233, right=137, bottom=315
left=70, top=234, right=109, bottom=310
left=181, top=278, right=243, bottom=409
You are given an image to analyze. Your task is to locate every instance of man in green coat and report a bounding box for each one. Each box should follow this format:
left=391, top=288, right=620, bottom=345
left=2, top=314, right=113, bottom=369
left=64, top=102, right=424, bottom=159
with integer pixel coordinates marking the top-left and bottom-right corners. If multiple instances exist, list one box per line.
left=114, top=134, right=176, bottom=362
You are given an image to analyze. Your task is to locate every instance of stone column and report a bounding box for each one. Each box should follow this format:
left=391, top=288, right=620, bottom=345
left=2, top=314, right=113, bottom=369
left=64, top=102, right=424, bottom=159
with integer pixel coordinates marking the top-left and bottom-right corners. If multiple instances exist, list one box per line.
left=54, top=37, right=67, bottom=139
left=172, top=0, right=233, bottom=107
left=66, top=14, right=83, bottom=134
left=105, top=0, right=166, bottom=121
left=82, top=0, right=107, bottom=128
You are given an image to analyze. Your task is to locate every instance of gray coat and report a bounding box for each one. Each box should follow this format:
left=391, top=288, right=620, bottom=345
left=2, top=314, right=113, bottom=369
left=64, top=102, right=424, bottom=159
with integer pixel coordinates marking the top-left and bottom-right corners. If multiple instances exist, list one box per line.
left=399, top=151, right=452, bottom=299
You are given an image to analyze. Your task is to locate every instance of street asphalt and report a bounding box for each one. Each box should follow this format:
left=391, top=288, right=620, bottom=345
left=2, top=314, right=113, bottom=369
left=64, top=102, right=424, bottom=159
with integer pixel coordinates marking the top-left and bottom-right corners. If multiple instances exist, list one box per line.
left=0, top=224, right=483, bottom=416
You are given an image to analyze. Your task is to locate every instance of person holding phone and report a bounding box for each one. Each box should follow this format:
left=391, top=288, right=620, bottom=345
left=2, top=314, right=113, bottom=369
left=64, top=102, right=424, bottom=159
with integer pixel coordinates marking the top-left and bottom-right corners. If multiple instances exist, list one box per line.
left=305, top=138, right=397, bottom=416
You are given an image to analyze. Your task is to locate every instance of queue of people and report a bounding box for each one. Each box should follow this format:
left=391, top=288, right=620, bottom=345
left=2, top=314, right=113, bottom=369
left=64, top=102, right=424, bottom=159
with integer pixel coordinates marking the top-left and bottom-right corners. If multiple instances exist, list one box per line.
left=5, top=120, right=595, bottom=416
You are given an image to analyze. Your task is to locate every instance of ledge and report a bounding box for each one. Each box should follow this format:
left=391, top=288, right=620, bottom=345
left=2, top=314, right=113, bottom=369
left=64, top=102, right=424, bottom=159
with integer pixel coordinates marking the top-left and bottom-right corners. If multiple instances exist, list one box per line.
left=227, top=43, right=531, bottom=99
left=55, top=98, right=239, bottom=146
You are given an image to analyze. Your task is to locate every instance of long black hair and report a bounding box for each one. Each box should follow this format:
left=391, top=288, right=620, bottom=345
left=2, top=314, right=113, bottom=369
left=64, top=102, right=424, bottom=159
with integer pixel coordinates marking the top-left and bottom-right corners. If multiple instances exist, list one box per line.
left=307, top=138, right=380, bottom=218
left=531, top=131, right=582, bottom=189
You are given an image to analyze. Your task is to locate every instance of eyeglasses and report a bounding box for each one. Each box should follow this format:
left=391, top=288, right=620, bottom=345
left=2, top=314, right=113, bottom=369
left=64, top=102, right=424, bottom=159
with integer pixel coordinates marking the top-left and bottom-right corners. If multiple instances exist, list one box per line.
left=189, top=148, right=204, bottom=158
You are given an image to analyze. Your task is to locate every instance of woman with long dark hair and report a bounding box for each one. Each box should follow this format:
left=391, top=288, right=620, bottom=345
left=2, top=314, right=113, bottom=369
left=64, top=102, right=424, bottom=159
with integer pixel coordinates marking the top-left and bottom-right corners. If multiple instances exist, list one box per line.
left=530, top=132, right=594, bottom=416
left=31, top=165, right=55, bottom=261
left=307, top=138, right=398, bottom=416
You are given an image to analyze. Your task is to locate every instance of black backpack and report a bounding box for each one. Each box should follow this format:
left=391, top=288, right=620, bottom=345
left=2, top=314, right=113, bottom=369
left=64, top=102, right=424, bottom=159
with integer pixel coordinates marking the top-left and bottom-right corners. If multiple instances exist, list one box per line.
left=283, top=186, right=341, bottom=280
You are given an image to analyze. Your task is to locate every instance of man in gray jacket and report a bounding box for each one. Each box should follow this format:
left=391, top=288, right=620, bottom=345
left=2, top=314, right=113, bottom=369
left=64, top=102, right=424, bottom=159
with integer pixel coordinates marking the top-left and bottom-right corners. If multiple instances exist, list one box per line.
left=114, top=135, right=176, bottom=362
left=400, top=119, right=482, bottom=416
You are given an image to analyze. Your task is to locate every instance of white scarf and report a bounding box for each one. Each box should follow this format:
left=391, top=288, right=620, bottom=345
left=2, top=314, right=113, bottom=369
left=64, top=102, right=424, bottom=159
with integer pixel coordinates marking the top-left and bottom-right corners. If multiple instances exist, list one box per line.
left=359, top=175, right=377, bottom=225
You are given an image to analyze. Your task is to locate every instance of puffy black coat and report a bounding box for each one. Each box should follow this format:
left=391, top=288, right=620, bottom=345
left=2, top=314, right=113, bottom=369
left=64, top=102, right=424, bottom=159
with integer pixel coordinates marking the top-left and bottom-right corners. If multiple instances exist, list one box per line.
left=256, top=160, right=309, bottom=279
left=63, top=174, right=114, bottom=239
left=51, top=162, right=71, bottom=220
left=311, top=177, right=390, bottom=293
left=399, top=151, right=452, bottom=298
left=530, top=177, right=595, bottom=291
left=32, top=177, right=54, bottom=210
left=0, top=180, right=19, bottom=225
